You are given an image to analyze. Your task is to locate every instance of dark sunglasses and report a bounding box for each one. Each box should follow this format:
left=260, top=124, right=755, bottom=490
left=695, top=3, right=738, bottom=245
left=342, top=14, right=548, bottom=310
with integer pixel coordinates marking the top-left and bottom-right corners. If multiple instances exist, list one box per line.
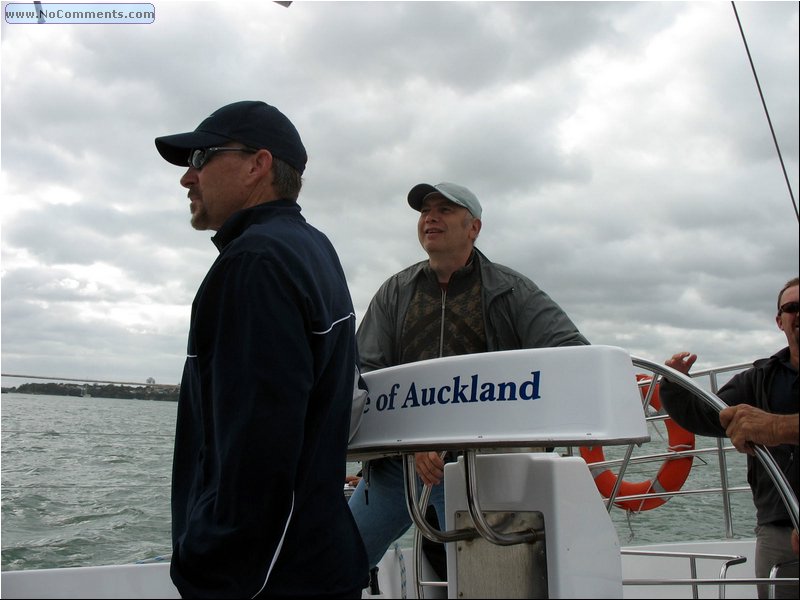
left=188, top=147, right=256, bottom=170
left=779, top=301, right=800, bottom=315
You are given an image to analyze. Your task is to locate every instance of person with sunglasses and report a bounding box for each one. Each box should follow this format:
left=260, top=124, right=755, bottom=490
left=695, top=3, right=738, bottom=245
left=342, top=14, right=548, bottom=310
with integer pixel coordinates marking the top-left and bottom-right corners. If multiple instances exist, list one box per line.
left=660, top=276, right=799, bottom=599
left=155, top=101, right=368, bottom=598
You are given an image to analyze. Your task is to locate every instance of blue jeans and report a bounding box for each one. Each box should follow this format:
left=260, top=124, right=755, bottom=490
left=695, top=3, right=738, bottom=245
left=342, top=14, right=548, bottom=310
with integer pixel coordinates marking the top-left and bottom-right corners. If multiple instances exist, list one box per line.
left=348, top=456, right=446, bottom=569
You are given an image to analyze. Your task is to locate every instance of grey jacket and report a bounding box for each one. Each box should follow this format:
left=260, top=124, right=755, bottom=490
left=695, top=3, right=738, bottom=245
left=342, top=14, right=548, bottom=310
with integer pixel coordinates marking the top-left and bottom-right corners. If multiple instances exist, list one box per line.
left=357, top=248, right=589, bottom=372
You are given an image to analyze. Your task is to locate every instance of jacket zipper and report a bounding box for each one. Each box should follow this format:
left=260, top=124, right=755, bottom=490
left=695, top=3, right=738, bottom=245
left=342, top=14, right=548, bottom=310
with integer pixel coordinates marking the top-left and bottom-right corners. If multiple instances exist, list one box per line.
left=439, top=288, right=446, bottom=358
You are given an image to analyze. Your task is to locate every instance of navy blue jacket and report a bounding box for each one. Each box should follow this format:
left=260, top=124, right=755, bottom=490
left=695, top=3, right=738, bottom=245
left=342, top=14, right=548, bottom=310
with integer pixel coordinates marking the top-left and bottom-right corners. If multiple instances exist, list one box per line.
left=171, top=200, right=368, bottom=598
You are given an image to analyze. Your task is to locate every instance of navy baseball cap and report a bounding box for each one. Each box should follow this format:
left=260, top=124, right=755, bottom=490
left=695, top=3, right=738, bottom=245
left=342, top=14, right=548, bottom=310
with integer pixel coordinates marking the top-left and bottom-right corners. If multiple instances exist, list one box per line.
left=407, top=182, right=482, bottom=219
left=155, top=101, right=308, bottom=174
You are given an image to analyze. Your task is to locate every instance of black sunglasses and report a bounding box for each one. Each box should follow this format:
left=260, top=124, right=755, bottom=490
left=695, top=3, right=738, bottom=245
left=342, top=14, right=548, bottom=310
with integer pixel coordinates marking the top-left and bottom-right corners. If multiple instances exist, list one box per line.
left=188, top=147, right=256, bottom=170
left=779, top=301, right=799, bottom=315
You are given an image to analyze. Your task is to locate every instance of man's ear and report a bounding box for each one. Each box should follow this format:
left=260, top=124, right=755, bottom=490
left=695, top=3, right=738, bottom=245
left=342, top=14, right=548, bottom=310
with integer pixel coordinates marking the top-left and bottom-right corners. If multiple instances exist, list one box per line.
left=470, top=217, right=482, bottom=240
left=251, top=148, right=274, bottom=177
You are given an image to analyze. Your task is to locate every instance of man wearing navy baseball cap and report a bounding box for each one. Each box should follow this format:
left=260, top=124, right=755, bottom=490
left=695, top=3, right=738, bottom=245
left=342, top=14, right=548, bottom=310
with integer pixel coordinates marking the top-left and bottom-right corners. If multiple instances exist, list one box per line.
left=349, top=180, right=588, bottom=583
left=157, top=101, right=368, bottom=598
left=155, top=100, right=309, bottom=231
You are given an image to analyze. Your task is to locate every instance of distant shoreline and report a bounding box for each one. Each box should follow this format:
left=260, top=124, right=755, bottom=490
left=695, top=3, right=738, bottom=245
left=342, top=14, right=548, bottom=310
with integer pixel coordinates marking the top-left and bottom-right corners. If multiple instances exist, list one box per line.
left=1, top=382, right=179, bottom=402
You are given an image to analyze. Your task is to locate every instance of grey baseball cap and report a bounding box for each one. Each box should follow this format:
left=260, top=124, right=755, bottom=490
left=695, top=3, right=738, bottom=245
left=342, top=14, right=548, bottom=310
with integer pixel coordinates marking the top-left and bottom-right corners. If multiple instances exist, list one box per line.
left=407, top=182, right=482, bottom=219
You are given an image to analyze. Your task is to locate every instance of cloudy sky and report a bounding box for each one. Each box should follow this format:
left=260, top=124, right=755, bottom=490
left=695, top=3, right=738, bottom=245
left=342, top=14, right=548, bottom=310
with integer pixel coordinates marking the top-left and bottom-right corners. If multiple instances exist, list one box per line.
left=1, top=0, right=798, bottom=389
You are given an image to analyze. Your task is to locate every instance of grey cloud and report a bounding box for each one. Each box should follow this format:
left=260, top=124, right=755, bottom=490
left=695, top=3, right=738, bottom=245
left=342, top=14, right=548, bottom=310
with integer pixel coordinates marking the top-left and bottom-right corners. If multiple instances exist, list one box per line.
left=1, top=1, right=797, bottom=387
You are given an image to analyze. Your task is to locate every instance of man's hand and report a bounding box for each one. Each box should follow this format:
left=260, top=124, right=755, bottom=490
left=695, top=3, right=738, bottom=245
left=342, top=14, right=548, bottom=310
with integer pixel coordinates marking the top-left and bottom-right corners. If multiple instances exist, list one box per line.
left=719, top=404, right=797, bottom=455
left=415, top=451, right=445, bottom=486
left=665, top=352, right=697, bottom=375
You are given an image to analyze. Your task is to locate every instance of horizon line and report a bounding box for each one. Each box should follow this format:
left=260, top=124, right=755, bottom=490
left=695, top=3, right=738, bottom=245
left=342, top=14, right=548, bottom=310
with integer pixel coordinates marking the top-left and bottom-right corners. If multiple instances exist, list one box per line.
left=1, top=373, right=179, bottom=388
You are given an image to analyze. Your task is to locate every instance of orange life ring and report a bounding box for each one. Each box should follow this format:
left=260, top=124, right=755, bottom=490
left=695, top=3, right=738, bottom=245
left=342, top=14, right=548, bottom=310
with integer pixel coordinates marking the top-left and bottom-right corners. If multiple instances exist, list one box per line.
left=579, top=374, right=695, bottom=512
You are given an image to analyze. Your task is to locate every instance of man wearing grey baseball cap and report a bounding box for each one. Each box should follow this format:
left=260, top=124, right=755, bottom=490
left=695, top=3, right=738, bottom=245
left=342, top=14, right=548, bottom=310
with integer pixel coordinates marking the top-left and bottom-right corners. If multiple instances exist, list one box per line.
left=407, top=181, right=483, bottom=219
left=156, top=100, right=368, bottom=598
left=348, top=181, right=589, bottom=581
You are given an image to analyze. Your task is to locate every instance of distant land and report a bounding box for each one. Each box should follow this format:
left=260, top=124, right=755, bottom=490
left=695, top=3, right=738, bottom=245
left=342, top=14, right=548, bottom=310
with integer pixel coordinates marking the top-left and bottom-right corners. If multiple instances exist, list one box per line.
left=1, top=381, right=179, bottom=402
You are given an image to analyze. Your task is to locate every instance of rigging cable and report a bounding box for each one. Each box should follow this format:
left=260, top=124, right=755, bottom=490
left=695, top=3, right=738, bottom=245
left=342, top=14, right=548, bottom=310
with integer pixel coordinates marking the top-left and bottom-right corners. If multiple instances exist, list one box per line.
left=731, top=1, right=799, bottom=224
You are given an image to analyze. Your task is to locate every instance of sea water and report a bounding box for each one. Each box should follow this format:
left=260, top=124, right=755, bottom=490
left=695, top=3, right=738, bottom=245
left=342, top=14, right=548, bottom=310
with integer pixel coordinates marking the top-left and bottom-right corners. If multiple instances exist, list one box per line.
left=1, top=393, right=176, bottom=570
left=1, top=393, right=757, bottom=572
